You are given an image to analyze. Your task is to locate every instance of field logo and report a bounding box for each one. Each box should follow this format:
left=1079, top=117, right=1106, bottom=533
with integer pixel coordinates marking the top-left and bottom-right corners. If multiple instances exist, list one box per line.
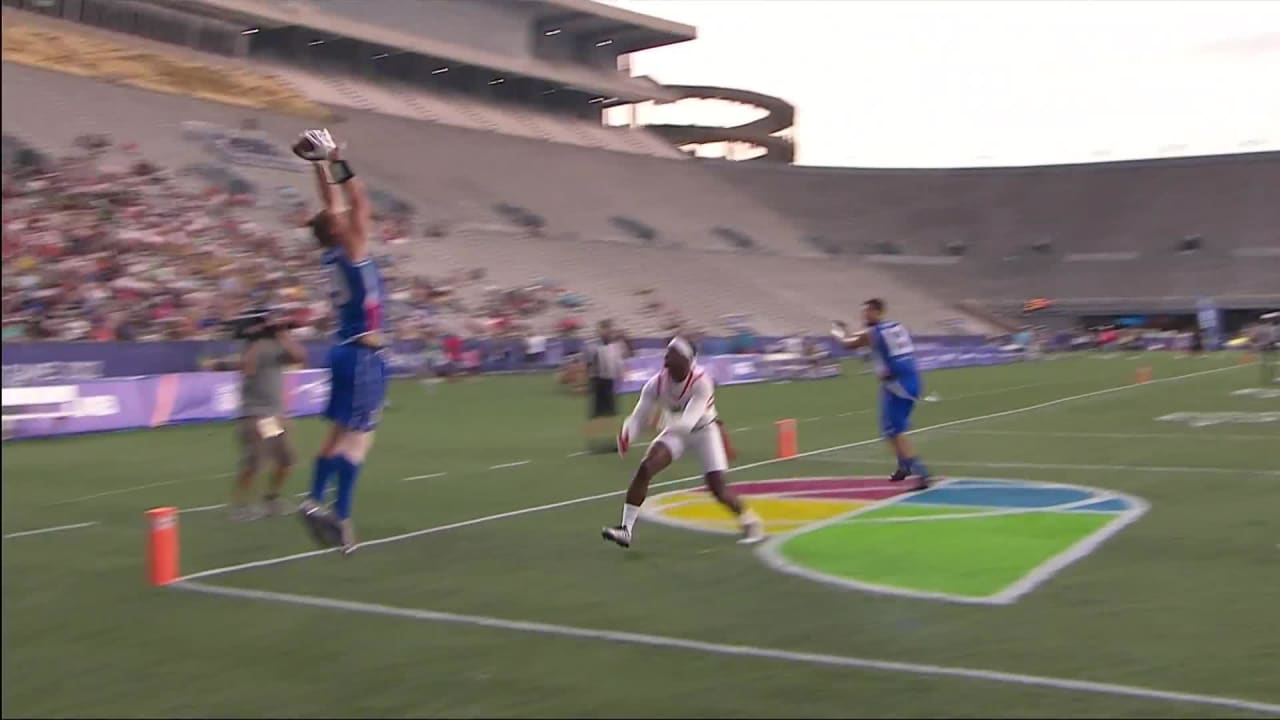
left=645, top=477, right=1147, bottom=605
left=1157, top=411, right=1280, bottom=427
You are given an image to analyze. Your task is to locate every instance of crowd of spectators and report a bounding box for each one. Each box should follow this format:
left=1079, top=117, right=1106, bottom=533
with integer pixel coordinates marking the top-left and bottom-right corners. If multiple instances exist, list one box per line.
left=1, top=135, right=593, bottom=346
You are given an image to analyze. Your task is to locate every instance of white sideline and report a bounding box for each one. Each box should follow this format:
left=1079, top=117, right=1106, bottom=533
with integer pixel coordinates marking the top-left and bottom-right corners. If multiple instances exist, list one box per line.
left=820, top=457, right=1280, bottom=477
left=175, top=580, right=1280, bottom=716
left=947, top=429, right=1278, bottom=442
left=3, top=521, right=98, bottom=540
left=175, top=364, right=1244, bottom=583
left=489, top=460, right=532, bottom=470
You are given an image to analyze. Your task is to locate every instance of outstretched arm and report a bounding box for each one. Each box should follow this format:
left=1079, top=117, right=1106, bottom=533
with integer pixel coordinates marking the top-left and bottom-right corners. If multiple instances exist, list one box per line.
left=311, top=161, right=341, bottom=214
left=831, top=321, right=870, bottom=350
left=328, top=144, right=371, bottom=262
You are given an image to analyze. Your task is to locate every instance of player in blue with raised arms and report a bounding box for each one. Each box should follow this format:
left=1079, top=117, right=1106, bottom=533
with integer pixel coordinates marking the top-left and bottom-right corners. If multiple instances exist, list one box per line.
left=292, top=128, right=387, bottom=554
left=832, top=298, right=931, bottom=490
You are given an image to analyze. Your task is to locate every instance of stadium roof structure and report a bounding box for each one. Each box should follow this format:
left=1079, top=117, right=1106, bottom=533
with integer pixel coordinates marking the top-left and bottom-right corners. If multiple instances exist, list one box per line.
left=640, top=84, right=797, bottom=163
left=534, top=0, right=697, bottom=55
left=157, top=0, right=691, bottom=102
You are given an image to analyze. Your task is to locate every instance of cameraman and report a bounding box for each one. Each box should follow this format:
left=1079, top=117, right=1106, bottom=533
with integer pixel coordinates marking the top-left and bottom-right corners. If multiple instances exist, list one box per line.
left=223, top=311, right=308, bottom=520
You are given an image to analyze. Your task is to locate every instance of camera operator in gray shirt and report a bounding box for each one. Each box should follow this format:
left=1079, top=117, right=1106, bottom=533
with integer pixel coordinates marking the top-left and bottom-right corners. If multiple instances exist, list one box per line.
left=214, top=310, right=308, bottom=520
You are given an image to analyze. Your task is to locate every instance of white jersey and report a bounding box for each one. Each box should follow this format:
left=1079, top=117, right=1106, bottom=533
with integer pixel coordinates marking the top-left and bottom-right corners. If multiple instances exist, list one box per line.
left=626, top=365, right=718, bottom=437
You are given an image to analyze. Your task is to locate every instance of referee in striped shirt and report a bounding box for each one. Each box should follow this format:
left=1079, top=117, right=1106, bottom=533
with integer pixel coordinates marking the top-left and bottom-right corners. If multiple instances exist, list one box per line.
left=585, top=320, right=628, bottom=452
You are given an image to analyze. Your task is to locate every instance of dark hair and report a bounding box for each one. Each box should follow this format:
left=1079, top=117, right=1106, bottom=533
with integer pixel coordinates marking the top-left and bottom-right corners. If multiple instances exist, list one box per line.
left=308, top=211, right=338, bottom=248
left=864, top=298, right=886, bottom=313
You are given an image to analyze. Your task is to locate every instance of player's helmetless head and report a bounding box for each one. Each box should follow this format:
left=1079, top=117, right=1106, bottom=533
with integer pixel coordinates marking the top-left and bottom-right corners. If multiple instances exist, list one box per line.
left=665, top=337, right=695, bottom=380
left=863, top=297, right=886, bottom=326
left=308, top=210, right=345, bottom=249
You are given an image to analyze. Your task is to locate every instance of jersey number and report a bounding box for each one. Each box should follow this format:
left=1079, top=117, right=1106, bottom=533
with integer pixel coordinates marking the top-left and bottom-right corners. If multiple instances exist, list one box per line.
left=881, top=324, right=914, bottom=357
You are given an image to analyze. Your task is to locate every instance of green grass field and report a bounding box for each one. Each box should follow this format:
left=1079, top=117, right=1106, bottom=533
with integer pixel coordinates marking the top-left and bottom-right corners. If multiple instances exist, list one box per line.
left=3, top=354, right=1278, bottom=718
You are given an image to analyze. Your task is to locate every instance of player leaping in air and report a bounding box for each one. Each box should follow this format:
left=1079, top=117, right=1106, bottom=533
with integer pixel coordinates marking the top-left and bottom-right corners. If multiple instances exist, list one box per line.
left=292, top=128, right=388, bottom=555
left=832, top=298, right=932, bottom=491
left=602, top=337, right=764, bottom=549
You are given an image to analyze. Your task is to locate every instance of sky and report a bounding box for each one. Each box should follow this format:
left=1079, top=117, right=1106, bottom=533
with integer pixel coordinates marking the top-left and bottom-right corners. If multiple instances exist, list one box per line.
left=600, top=0, right=1280, bottom=167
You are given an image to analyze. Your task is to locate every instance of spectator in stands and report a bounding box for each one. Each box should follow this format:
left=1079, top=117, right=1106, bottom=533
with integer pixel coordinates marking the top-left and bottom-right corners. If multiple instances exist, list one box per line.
left=3, top=138, right=599, bottom=348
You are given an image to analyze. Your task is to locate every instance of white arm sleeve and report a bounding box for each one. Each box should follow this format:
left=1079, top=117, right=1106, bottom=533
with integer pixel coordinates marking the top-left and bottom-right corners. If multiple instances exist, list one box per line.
left=669, top=379, right=712, bottom=435
left=623, top=376, right=659, bottom=439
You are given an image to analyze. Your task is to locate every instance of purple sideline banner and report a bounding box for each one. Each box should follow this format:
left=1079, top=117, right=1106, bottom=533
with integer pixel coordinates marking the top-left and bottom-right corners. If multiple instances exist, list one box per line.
left=617, top=346, right=1021, bottom=394
left=5, top=369, right=330, bottom=440
left=5, top=346, right=1021, bottom=439
left=619, top=353, right=841, bottom=394
left=2, top=335, right=1000, bottom=386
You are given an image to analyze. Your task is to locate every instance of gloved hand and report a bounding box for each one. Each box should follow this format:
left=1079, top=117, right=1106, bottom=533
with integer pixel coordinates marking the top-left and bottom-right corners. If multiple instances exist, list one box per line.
left=292, top=128, right=337, bottom=161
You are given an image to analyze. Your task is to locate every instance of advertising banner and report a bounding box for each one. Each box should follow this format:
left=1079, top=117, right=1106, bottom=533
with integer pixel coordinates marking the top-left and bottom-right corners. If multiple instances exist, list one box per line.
left=1196, top=298, right=1222, bottom=350
left=4, top=369, right=331, bottom=440
left=5, top=342, right=1024, bottom=439
left=2, top=335, right=1002, bottom=386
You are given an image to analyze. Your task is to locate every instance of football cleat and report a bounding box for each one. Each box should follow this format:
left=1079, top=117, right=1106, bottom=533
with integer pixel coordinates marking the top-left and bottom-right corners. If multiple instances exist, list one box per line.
left=738, top=516, right=766, bottom=545
left=601, top=525, right=632, bottom=548
left=298, top=504, right=342, bottom=548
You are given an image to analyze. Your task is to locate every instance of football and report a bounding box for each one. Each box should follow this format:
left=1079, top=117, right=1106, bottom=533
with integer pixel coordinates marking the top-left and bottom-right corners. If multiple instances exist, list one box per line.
left=291, top=134, right=319, bottom=160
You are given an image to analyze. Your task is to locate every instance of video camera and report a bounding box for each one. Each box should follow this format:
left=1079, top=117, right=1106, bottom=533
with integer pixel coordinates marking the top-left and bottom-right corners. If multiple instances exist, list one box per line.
left=228, top=309, right=297, bottom=342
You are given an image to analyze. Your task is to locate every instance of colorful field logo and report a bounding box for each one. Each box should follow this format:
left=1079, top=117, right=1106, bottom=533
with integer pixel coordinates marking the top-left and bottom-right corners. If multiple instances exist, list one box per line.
left=645, top=477, right=1147, bottom=605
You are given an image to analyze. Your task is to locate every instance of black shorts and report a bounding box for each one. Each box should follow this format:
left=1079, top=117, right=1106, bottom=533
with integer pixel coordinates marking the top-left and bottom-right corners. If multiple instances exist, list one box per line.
left=590, top=378, right=617, bottom=418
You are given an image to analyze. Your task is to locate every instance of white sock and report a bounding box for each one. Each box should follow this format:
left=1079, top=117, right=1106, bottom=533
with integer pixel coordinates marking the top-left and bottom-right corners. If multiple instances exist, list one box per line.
left=621, top=503, right=641, bottom=532
left=741, top=508, right=761, bottom=526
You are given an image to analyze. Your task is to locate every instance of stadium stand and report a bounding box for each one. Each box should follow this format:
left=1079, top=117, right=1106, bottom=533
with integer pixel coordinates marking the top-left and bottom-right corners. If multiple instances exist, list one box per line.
left=3, top=55, right=975, bottom=336
left=712, top=155, right=1280, bottom=314
left=13, top=0, right=1274, bottom=343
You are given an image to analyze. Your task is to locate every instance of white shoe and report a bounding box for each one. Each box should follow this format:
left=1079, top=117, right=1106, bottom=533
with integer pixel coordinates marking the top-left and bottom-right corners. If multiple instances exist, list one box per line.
left=739, top=516, right=766, bottom=545
left=601, top=525, right=632, bottom=548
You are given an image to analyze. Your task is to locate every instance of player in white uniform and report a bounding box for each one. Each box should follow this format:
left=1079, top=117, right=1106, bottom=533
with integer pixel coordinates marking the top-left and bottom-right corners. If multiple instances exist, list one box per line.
left=602, top=337, right=764, bottom=548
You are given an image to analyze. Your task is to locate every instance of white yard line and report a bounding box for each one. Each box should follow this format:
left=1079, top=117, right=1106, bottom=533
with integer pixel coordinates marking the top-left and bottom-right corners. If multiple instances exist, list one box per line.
left=179, top=492, right=310, bottom=516
left=822, top=457, right=1280, bottom=477
left=175, top=580, right=1280, bottom=716
left=45, top=473, right=234, bottom=506
left=947, top=429, right=1278, bottom=442
left=489, top=460, right=532, bottom=470
left=400, top=472, right=448, bottom=482
left=181, top=502, right=233, bottom=515
left=175, top=364, right=1243, bottom=583
left=566, top=451, right=590, bottom=458
left=3, top=521, right=98, bottom=540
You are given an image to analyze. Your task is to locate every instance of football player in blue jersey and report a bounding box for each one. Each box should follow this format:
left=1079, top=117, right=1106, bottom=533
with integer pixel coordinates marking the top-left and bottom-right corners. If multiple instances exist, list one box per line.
left=833, top=298, right=931, bottom=490
left=293, top=129, right=388, bottom=553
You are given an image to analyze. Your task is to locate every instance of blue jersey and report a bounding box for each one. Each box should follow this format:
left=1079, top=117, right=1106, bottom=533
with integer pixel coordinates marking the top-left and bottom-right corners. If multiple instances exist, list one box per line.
left=869, top=320, right=919, bottom=386
left=324, top=249, right=384, bottom=343
left=322, top=249, right=388, bottom=433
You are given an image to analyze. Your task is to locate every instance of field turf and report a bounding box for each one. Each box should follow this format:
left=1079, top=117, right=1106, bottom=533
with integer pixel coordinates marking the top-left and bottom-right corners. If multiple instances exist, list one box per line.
left=3, top=354, right=1277, bottom=718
